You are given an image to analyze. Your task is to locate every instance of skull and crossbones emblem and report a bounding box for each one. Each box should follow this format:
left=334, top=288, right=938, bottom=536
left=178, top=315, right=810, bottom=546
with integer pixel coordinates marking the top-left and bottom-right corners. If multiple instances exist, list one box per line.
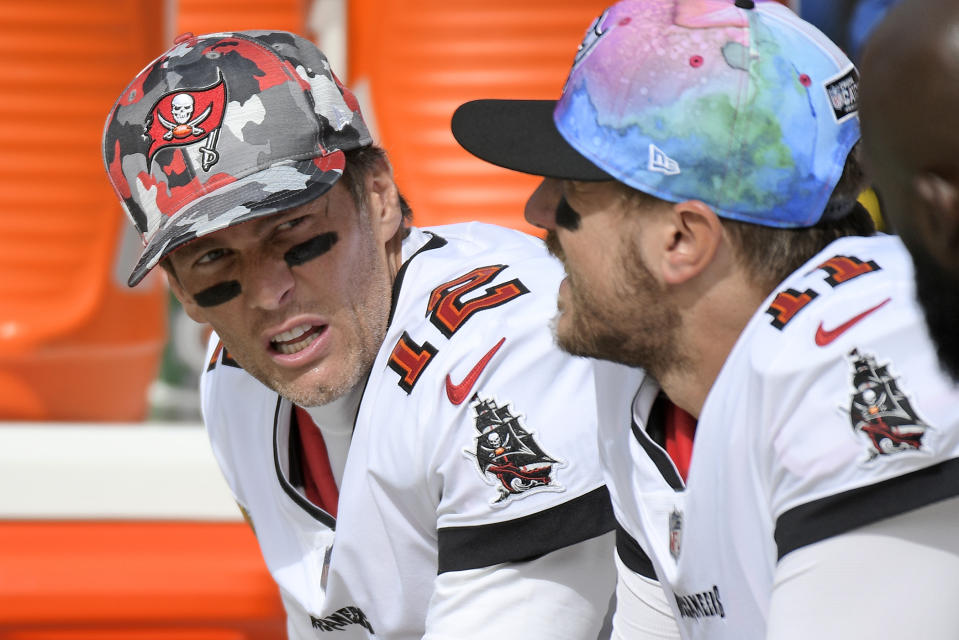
left=156, top=93, right=213, bottom=140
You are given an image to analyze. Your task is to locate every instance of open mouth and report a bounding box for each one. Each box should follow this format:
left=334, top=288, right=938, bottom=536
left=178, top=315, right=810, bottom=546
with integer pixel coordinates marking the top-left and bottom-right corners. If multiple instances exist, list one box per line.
left=270, top=323, right=325, bottom=355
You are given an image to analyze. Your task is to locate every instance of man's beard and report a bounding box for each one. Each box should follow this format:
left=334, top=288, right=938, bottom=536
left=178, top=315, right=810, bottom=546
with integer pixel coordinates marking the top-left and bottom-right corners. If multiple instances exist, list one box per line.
left=545, top=231, right=688, bottom=380
left=912, top=248, right=959, bottom=381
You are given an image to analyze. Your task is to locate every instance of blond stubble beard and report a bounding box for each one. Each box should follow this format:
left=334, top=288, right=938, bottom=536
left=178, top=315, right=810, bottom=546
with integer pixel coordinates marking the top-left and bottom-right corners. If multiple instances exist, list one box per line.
left=545, top=231, right=689, bottom=381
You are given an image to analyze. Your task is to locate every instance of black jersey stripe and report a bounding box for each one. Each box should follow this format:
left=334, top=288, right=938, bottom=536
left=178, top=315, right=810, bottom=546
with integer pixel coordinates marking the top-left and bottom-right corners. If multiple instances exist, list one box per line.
left=616, top=524, right=657, bottom=579
left=631, top=393, right=684, bottom=491
left=775, top=456, right=959, bottom=560
left=437, top=486, right=615, bottom=573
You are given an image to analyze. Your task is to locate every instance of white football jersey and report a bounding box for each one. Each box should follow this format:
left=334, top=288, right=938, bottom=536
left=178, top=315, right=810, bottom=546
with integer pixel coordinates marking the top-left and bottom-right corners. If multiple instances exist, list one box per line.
left=201, top=223, right=616, bottom=639
left=598, top=234, right=959, bottom=639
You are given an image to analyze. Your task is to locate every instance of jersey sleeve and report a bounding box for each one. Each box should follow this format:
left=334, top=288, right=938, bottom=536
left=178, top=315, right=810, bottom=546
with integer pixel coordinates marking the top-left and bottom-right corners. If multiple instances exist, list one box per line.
left=766, top=496, right=959, bottom=639
left=368, top=226, right=616, bottom=574
left=198, top=331, right=239, bottom=500
left=429, top=318, right=616, bottom=572
left=610, top=552, right=682, bottom=640
left=198, top=330, right=259, bottom=514
left=742, top=236, right=959, bottom=561
left=424, top=533, right=616, bottom=640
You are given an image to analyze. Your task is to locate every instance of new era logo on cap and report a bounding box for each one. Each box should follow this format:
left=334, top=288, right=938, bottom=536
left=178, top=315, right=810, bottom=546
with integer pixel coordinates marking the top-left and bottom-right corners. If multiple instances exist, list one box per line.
left=648, top=144, right=680, bottom=176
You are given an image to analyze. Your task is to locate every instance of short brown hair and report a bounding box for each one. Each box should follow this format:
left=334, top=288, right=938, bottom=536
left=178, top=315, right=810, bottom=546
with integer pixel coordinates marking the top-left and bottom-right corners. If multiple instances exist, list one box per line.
left=342, top=145, right=413, bottom=222
left=721, top=144, right=874, bottom=292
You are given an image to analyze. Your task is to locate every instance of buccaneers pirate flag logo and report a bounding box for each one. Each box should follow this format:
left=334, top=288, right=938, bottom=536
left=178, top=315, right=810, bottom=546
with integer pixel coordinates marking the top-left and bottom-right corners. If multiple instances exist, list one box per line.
left=846, top=348, right=930, bottom=460
left=144, top=74, right=227, bottom=171
left=464, top=396, right=566, bottom=506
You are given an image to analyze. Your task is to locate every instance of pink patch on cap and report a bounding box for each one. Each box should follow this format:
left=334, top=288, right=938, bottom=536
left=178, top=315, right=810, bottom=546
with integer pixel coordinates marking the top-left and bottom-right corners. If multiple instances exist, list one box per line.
left=690, top=55, right=704, bottom=68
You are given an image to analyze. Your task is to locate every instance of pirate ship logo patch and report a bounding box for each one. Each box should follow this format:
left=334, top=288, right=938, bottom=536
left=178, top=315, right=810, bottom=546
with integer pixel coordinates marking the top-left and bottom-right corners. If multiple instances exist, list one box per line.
left=463, top=396, right=566, bottom=506
left=143, top=72, right=227, bottom=171
left=845, top=348, right=930, bottom=460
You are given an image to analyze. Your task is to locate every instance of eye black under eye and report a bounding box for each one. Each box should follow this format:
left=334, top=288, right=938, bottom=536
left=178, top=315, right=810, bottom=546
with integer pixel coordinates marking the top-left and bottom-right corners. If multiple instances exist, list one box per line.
left=193, top=280, right=241, bottom=307
left=556, top=197, right=582, bottom=231
left=284, top=232, right=339, bottom=267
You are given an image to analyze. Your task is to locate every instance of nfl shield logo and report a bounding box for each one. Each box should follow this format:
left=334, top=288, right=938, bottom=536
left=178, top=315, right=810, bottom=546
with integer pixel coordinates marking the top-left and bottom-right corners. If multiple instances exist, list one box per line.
left=669, top=509, right=683, bottom=560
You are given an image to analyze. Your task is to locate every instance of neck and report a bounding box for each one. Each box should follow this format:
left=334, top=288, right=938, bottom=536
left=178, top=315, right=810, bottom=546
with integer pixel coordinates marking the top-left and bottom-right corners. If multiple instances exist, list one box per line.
left=385, top=225, right=408, bottom=283
left=658, top=268, right=767, bottom=419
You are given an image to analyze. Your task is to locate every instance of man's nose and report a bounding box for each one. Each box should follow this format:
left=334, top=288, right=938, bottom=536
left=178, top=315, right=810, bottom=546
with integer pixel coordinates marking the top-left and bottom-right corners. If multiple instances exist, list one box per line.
left=524, top=178, right=563, bottom=230
left=245, top=255, right=295, bottom=311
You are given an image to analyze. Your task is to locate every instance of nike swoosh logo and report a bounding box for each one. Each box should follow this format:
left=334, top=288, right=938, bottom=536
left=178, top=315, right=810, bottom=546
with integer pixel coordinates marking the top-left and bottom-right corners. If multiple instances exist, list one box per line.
left=815, top=298, right=891, bottom=346
left=445, top=337, right=506, bottom=405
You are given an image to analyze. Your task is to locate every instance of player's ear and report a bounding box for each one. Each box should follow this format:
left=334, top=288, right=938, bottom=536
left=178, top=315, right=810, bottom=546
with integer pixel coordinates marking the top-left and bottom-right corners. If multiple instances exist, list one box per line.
left=912, top=171, right=959, bottom=270
left=659, top=199, right=723, bottom=285
left=364, top=154, right=403, bottom=244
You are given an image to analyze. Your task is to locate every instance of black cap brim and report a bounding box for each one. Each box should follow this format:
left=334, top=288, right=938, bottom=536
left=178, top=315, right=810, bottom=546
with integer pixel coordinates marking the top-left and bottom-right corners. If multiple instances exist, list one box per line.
left=451, top=99, right=612, bottom=181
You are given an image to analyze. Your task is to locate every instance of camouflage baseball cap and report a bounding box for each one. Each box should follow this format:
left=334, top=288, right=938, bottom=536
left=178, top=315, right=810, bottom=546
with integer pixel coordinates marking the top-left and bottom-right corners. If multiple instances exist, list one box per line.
left=103, top=30, right=372, bottom=286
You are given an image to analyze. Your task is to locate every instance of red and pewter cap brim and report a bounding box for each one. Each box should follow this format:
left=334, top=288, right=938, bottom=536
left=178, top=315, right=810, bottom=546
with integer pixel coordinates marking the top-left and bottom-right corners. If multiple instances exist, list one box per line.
left=451, top=99, right=612, bottom=181
left=127, top=152, right=345, bottom=287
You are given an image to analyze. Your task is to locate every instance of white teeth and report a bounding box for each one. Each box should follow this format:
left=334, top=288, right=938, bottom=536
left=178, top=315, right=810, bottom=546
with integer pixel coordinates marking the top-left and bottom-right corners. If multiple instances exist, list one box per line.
left=275, top=332, right=319, bottom=355
left=273, top=323, right=311, bottom=343
left=271, top=323, right=320, bottom=355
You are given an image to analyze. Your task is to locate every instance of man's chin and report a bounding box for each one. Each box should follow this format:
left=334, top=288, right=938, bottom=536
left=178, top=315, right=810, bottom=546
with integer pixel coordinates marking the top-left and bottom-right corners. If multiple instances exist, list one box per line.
left=551, top=310, right=620, bottom=363
left=242, top=358, right=343, bottom=407
left=272, top=375, right=350, bottom=408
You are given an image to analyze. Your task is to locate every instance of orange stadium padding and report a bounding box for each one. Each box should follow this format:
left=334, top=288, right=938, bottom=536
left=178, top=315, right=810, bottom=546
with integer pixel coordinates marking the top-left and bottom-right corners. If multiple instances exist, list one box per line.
left=347, top=0, right=613, bottom=233
left=0, top=1, right=170, bottom=421
left=0, top=521, right=285, bottom=640
left=176, top=0, right=307, bottom=37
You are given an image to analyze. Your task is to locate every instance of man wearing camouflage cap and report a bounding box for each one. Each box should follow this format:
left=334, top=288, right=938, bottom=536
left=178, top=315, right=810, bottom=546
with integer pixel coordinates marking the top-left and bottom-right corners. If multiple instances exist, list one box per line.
left=103, top=30, right=620, bottom=639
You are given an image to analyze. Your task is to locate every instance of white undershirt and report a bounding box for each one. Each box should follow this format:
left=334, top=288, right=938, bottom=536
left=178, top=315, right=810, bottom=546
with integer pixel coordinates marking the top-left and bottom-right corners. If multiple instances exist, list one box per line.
left=611, top=553, right=682, bottom=639
left=304, top=383, right=362, bottom=488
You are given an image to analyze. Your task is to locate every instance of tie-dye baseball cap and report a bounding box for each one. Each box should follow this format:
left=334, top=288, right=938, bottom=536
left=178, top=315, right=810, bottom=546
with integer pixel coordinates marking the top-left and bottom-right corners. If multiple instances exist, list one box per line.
left=103, top=31, right=372, bottom=286
left=452, top=0, right=861, bottom=228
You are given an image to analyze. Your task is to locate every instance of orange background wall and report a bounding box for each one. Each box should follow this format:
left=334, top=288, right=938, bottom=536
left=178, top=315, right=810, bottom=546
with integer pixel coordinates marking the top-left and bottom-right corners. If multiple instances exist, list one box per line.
left=0, top=1, right=170, bottom=422
left=349, top=0, right=613, bottom=234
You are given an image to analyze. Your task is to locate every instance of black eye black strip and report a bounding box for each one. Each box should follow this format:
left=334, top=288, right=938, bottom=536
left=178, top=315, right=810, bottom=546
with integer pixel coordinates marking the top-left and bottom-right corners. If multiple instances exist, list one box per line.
left=555, top=197, right=581, bottom=231
left=284, top=232, right=338, bottom=268
left=193, top=280, right=241, bottom=307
